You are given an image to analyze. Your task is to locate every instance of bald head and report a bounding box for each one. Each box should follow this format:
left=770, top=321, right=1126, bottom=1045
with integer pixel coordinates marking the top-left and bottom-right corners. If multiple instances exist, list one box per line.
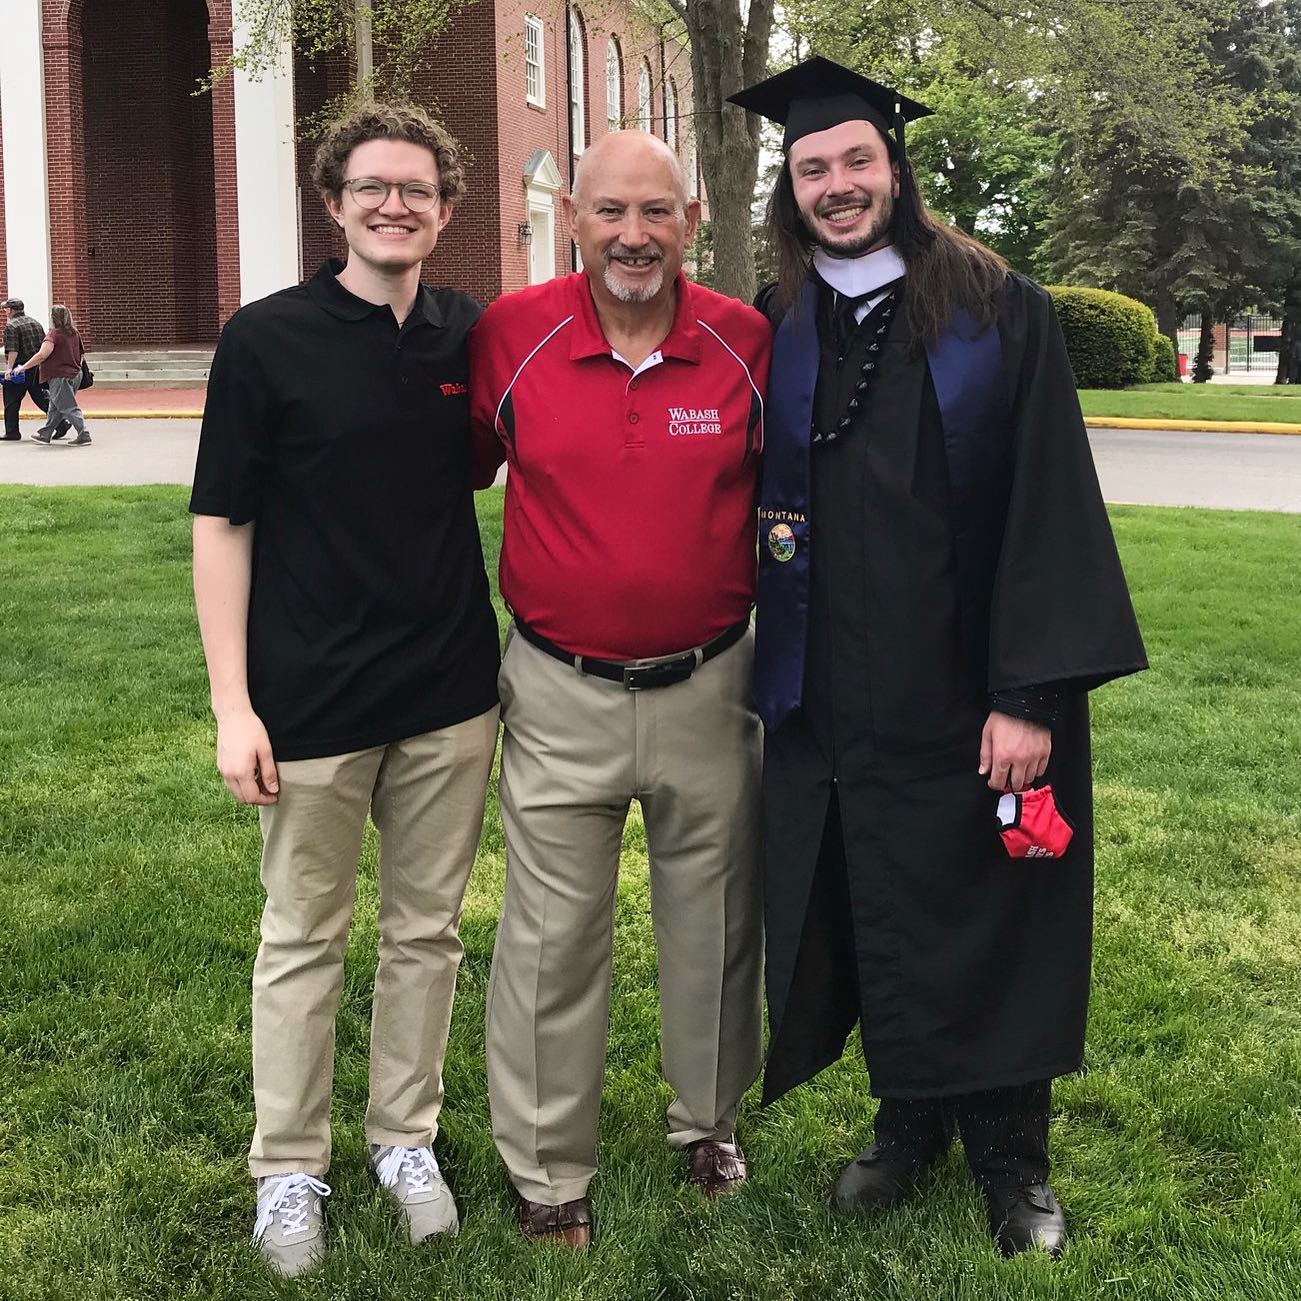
left=570, top=130, right=689, bottom=210
left=566, top=129, right=700, bottom=311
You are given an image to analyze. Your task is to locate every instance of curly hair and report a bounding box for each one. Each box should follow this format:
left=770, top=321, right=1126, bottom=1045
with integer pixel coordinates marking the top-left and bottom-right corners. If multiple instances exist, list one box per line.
left=311, top=102, right=466, bottom=206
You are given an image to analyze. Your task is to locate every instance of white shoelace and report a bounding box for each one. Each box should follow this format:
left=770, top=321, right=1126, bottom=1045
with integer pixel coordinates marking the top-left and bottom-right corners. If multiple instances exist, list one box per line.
left=375, top=1145, right=440, bottom=1198
left=253, top=1173, right=332, bottom=1241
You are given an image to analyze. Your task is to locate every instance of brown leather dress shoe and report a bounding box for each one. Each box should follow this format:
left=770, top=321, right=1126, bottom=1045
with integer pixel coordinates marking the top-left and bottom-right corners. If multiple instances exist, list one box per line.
left=685, top=1136, right=748, bottom=1197
left=516, top=1194, right=593, bottom=1249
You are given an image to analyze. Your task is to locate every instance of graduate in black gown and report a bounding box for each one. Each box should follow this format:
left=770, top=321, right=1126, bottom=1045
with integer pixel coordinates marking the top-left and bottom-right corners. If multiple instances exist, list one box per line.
left=728, top=58, right=1148, bottom=1257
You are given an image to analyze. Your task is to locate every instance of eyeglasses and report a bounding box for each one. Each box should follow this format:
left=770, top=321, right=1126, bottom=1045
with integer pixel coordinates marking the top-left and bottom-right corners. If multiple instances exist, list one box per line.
left=341, top=178, right=443, bottom=212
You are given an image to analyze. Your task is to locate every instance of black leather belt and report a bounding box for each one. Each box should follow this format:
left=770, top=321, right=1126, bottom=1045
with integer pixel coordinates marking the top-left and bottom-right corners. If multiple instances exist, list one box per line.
left=513, top=616, right=749, bottom=691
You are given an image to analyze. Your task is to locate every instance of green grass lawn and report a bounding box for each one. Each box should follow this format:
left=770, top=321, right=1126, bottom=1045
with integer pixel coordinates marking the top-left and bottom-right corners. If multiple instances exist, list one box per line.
left=2, top=488, right=1299, bottom=1300
left=1078, top=382, right=1301, bottom=424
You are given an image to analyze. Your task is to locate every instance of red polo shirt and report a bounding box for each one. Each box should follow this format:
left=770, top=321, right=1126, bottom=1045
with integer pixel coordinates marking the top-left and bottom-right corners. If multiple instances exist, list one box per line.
left=471, top=272, right=770, bottom=661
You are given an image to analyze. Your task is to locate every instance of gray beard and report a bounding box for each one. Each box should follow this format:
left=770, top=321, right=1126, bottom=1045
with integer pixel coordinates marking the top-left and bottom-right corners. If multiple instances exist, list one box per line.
left=604, top=260, right=665, bottom=303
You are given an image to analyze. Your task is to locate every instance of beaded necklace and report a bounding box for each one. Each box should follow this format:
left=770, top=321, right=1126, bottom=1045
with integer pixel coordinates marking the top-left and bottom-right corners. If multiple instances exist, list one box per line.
left=812, top=288, right=900, bottom=446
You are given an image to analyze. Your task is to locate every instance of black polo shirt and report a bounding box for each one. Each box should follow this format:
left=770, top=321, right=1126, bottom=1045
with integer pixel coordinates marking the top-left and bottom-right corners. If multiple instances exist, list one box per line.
left=190, top=259, right=500, bottom=761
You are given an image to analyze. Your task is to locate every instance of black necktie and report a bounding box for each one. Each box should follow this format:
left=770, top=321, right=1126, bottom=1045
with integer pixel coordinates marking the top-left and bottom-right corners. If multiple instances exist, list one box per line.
left=834, top=291, right=870, bottom=353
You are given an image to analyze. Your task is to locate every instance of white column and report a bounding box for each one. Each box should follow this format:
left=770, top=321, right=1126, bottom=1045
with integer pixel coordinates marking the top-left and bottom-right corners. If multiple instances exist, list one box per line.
left=232, top=9, right=300, bottom=304
left=1, top=0, right=53, bottom=314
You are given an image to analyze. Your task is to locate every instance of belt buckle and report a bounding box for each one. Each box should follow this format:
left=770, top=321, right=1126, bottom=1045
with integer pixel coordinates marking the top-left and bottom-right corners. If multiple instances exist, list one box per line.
left=622, top=656, right=693, bottom=691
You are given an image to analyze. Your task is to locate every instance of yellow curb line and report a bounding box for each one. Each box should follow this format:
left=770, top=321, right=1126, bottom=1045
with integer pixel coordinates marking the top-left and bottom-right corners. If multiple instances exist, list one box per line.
left=20, top=409, right=205, bottom=420
left=19, top=410, right=1301, bottom=432
left=1084, top=416, right=1301, bottom=435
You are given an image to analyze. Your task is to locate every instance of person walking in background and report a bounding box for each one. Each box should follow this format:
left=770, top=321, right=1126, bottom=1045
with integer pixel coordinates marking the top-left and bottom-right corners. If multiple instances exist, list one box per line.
left=2, top=297, right=69, bottom=441
left=5, top=306, right=91, bottom=446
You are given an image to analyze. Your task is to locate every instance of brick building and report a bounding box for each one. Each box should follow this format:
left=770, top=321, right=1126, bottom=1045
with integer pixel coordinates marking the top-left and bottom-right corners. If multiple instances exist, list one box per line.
left=0, top=0, right=699, bottom=350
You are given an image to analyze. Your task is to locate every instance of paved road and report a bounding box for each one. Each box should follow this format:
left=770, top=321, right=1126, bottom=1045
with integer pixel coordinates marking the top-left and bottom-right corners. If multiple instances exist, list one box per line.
left=0, top=419, right=201, bottom=487
left=2, top=420, right=1299, bottom=512
left=1088, top=427, right=1301, bottom=513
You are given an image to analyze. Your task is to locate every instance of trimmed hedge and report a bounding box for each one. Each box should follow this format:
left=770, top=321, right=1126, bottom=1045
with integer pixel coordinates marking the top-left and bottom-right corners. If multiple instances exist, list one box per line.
left=1150, top=333, right=1178, bottom=383
left=1046, top=286, right=1159, bottom=389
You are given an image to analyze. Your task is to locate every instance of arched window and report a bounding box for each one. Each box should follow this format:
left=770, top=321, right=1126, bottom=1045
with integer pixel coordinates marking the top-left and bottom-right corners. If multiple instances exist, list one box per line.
left=665, top=78, right=679, bottom=153
left=606, top=39, right=622, bottom=131
left=568, top=10, right=586, bottom=155
left=638, top=60, right=653, bottom=132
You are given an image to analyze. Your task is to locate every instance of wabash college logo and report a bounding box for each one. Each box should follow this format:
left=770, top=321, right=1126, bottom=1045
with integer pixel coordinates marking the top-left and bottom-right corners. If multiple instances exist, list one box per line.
left=667, top=406, right=722, bottom=437
left=440, top=382, right=468, bottom=396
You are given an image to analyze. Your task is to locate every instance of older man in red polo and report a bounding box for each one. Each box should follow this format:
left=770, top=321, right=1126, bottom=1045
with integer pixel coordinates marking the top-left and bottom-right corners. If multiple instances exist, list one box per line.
left=471, top=130, right=771, bottom=1248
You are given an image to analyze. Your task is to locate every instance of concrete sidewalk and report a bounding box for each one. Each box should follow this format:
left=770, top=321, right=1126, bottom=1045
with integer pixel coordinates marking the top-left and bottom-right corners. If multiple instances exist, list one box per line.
left=15, top=385, right=206, bottom=418
left=1, top=418, right=201, bottom=485
left=15, top=388, right=1301, bottom=434
left=4, top=419, right=1301, bottom=509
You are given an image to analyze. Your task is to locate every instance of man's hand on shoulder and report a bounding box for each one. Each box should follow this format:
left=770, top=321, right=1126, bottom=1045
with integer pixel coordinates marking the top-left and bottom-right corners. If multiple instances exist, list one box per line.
left=215, top=704, right=280, bottom=805
left=978, top=712, right=1051, bottom=793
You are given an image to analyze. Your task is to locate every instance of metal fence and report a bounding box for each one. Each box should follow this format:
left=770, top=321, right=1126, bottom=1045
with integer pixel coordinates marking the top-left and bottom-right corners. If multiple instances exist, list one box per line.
left=1178, top=315, right=1284, bottom=374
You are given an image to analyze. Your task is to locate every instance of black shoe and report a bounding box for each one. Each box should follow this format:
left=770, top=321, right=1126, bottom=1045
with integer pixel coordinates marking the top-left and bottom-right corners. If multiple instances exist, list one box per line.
left=829, top=1142, right=944, bottom=1212
left=52, top=428, right=69, bottom=440
left=986, top=1182, right=1067, bottom=1257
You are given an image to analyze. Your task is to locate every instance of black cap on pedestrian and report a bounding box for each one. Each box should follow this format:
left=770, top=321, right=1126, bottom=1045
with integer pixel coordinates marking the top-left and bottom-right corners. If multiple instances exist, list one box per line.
left=726, top=56, right=932, bottom=157
left=1, top=298, right=22, bottom=311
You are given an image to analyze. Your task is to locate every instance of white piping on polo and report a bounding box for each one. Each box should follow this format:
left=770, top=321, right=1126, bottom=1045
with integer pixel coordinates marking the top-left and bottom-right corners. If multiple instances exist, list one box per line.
left=696, top=318, right=765, bottom=450
left=495, top=314, right=575, bottom=433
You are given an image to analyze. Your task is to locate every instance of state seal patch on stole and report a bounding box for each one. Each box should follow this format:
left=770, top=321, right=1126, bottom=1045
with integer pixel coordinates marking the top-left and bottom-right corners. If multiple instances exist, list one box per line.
left=768, top=523, right=796, bottom=562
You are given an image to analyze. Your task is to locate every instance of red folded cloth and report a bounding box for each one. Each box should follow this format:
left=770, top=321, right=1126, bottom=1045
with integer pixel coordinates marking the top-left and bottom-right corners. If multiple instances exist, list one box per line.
left=996, top=784, right=1074, bottom=859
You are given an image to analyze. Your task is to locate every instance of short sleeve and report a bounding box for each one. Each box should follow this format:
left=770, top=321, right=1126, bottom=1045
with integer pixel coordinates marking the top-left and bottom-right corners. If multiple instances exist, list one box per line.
left=189, top=312, right=274, bottom=524
left=468, top=314, right=507, bottom=490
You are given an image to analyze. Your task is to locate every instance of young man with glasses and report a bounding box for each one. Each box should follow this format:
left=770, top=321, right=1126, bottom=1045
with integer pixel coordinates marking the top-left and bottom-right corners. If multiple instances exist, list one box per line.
left=190, top=104, right=500, bottom=1277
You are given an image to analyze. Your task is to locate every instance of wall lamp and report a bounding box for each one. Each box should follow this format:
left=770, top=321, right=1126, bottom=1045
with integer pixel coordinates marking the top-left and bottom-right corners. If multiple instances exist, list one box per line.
left=517, top=222, right=534, bottom=246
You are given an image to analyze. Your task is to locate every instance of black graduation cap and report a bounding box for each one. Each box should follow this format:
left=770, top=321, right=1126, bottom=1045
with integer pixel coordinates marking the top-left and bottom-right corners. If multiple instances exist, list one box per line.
left=727, top=56, right=933, bottom=157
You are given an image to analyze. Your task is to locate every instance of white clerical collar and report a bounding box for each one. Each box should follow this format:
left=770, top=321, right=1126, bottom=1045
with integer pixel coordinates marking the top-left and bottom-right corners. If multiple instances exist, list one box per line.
left=812, top=244, right=907, bottom=298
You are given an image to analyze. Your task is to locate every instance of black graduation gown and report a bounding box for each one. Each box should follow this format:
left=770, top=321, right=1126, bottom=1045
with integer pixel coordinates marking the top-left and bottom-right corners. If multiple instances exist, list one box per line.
left=760, top=273, right=1147, bottom=1104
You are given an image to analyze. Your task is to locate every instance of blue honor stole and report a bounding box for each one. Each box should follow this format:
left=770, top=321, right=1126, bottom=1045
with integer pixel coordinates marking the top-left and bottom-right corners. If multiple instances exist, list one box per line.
left=753, top=277, right=1013, bottom=730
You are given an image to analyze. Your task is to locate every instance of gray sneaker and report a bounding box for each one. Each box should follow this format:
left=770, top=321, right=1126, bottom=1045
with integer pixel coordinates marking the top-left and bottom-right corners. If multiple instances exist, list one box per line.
left=371, top=1144, right=459, bottom=1242
left=252, top=1172, right=330, bottom=1277
left=70, top=432, right=92, bottom=446
left=33, top=431, right=52, bottom=444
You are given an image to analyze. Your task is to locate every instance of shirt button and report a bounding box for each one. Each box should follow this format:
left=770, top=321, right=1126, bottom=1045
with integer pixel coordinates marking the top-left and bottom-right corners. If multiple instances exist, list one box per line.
left=628, top=411, right=640, bottom=424
left=629, top=379, right=639, bottom=390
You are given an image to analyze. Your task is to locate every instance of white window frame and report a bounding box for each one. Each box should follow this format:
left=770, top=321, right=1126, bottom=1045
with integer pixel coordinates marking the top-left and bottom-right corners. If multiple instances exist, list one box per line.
left=665, top=78, right=679, bottom=153
left=568, top=11, right=585, bottom=154
left=638, top=60, right=652, bottom=132
left=606, top=39, right=621, bottom=132
left=525, top=15, right=545, bottom=108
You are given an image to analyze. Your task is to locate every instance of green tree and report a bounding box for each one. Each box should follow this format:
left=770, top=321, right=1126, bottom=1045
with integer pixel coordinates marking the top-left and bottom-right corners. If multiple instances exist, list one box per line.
left=209, top=0, right=465, bottom=117
left=662, top=0, right=775, bottom=304
left=1046, top=0, right=1301, bottom=382
left=765, top=0, right=1226, bottom=289
left=904, top=59, right=1055, bottom=279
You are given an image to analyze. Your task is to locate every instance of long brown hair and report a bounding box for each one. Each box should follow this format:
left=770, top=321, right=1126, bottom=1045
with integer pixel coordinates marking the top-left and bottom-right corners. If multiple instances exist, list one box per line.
left=765, top=140, right=1009, bottom=347
left=51, top=305, right=78, bottom=337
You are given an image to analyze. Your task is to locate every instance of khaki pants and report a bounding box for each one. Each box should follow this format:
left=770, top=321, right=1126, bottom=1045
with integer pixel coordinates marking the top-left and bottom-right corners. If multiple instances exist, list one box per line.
left=486, top=630, right=763, bottom=1204
left=249, top=709, right=499, bottom=1180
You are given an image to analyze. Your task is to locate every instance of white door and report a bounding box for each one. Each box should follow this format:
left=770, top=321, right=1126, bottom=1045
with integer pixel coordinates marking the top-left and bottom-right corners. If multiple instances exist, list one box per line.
left=528, top=203, right=555, bottom=284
